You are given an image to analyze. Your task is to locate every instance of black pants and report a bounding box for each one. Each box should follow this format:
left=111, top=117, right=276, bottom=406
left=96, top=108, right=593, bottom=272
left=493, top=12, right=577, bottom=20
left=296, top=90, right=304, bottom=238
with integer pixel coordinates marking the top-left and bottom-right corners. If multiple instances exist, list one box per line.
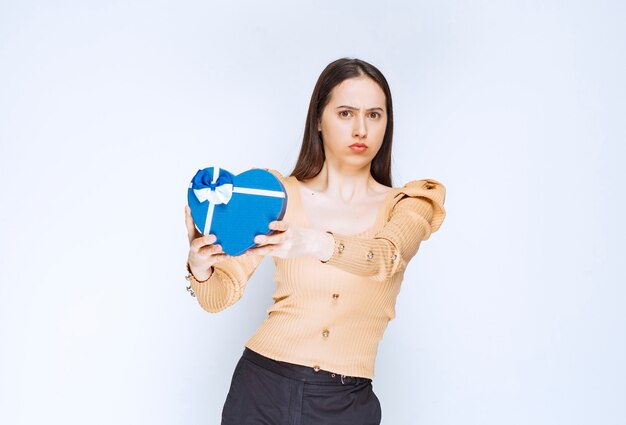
left=221, top=347, right=382, bottom=425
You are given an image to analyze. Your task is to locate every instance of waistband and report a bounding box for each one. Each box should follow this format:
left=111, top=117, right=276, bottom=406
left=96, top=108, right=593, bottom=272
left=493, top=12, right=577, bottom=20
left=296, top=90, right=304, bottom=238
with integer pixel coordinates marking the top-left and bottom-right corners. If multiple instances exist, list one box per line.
left=241, top=347, right=371, bottom=386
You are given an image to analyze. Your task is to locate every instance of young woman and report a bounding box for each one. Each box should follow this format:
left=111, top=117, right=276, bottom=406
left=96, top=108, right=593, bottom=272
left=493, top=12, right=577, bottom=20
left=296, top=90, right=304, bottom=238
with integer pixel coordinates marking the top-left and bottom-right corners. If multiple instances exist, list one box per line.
left=184, top=57, right=446, bottom=425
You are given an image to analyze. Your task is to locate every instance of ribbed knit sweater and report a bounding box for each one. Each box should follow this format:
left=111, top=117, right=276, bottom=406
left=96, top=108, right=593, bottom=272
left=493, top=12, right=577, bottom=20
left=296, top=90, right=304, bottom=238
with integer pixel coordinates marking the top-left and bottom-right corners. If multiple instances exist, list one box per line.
left=189, top=169, right=446, bottom=379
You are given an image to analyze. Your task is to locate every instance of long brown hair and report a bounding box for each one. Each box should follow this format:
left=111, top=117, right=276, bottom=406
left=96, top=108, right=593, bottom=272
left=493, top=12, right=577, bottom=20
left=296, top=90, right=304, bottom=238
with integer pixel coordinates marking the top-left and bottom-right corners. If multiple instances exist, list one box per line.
left=289, top=57, right=394, bottom=187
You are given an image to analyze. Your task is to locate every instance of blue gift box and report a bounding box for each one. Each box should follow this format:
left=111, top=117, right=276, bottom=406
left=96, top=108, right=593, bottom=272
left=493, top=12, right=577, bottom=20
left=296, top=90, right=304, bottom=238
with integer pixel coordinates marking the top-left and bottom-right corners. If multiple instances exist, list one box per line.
left=187, top=166, right=288, bottom=256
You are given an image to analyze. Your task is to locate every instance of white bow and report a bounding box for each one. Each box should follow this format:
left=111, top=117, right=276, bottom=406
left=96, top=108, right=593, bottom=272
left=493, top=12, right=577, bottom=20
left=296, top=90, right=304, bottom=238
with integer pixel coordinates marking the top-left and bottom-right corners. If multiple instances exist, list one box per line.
left=193, top=183, right=233, bottom=205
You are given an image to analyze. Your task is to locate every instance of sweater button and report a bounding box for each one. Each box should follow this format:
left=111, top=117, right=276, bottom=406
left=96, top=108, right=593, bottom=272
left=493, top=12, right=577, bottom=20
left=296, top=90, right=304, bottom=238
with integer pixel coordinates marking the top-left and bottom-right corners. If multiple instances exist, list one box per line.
left=322, top=329, right=330, bottom=338
left=332, top=293, right=340, bottom=300
left=367, top=251, right=374, bottom=260
left=390, top=254, right=397, bottom=262
left=313, top=365, right=321, bottom=372
left=338, top=243, right=345, bottom=253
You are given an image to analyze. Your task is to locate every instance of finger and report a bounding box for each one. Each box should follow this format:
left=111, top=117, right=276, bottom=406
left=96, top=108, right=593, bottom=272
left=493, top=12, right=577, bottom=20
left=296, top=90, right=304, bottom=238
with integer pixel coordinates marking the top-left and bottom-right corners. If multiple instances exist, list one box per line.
left=254, top=235, right=274, bottom=245
left=254, top=232, right=285, bottom=246
left=212, top=253, right=231, bottom=263
left=185, top=205, right=202, bottom=242
left=269, top=220, right=288, bottom=232
left=198, top=243, right=224, bottom=257
left=185, top=205, right=195, bottom=242
left=245, top=245, right=272, bottom=256
left=190, top=234, right=217, bottom=252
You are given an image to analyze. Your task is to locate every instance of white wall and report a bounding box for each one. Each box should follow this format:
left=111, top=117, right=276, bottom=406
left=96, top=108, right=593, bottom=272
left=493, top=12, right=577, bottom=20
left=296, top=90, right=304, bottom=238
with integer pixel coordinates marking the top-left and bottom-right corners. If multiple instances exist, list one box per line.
left=1, top=1, right=624, bottom=424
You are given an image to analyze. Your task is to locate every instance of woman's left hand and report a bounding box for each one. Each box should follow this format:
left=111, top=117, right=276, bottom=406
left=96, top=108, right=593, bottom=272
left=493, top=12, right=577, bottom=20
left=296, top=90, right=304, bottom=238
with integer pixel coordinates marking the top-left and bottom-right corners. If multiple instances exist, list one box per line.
left=245, top=220, right=333, bottom=260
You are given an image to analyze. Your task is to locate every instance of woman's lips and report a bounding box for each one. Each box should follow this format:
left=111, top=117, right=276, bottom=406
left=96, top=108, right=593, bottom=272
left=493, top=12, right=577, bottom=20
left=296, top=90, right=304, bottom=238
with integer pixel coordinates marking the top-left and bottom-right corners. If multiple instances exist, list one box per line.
left=349, top=143, right=368, bottom=153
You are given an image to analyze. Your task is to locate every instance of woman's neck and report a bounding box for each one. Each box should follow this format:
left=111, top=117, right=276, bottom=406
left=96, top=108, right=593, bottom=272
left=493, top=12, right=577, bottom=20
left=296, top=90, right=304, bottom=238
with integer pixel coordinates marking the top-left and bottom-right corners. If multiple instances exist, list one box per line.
left=303, top=160, right=377, bottom=204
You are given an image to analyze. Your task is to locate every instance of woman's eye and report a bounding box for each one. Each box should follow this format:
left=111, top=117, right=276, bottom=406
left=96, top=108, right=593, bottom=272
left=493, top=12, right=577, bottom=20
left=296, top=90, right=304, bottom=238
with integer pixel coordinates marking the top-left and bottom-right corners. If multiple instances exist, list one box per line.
left=339, top=110, right=350, bottom=118
left=370, top=112, right=380, bottom=119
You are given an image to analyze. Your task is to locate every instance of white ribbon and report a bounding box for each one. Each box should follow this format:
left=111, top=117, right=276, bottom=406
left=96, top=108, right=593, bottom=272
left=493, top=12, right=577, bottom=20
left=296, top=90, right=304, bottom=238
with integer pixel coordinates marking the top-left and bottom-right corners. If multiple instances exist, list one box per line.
left=193, top=184, right=234, bottom=205
left=191, top=167, right=286, bottom=235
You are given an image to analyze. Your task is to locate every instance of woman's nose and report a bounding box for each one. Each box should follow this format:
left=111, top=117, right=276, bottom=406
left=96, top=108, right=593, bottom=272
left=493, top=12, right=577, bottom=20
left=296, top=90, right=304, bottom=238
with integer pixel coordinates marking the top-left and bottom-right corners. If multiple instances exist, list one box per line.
left=353, top=115, right=367, bottom=138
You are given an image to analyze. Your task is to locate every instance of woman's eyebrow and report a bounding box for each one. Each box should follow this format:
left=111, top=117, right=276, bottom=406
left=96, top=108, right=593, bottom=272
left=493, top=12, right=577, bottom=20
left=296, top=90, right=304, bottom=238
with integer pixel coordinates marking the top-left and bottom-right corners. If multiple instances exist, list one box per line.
left=335, top=105, right=385, bottom=112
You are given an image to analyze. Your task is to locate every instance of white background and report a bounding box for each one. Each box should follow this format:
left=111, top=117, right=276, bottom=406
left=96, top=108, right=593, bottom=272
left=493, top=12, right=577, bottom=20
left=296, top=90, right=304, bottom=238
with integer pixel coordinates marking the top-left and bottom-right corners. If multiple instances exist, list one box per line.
left=1, top=1, right=624, bottom=424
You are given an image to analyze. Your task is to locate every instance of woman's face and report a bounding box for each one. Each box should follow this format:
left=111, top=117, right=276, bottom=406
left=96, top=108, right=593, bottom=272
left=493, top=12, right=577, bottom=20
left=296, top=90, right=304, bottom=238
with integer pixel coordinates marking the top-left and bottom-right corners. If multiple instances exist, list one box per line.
left=317, top=76, right=387, bottom=168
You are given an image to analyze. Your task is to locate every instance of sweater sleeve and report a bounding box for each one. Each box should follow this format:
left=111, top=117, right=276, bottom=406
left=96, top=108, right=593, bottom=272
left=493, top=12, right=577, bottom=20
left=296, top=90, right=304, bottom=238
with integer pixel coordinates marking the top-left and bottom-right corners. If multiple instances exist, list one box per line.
left=189, top=168, right=285, bottom=313
left=320, top=179, right=446, bottom=281
left=189, top=253, right=265, bottom=313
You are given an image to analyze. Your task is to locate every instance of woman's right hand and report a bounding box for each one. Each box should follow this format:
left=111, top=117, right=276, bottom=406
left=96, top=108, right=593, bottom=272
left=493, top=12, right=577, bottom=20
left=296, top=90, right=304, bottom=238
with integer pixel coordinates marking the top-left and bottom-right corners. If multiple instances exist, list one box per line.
left=185, top=205, right=230, bottom=281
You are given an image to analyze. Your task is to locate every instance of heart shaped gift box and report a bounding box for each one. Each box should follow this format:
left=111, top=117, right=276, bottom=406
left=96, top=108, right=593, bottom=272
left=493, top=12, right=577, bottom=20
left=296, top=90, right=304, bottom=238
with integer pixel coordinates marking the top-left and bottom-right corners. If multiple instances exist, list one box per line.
left=187, top=166, right=288, bottom=256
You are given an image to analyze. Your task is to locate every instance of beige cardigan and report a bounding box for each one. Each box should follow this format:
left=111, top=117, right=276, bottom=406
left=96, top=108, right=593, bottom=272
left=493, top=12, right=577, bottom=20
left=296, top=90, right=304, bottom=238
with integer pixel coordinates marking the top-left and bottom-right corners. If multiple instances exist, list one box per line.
left=189, top=169, right=446, bottom=379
